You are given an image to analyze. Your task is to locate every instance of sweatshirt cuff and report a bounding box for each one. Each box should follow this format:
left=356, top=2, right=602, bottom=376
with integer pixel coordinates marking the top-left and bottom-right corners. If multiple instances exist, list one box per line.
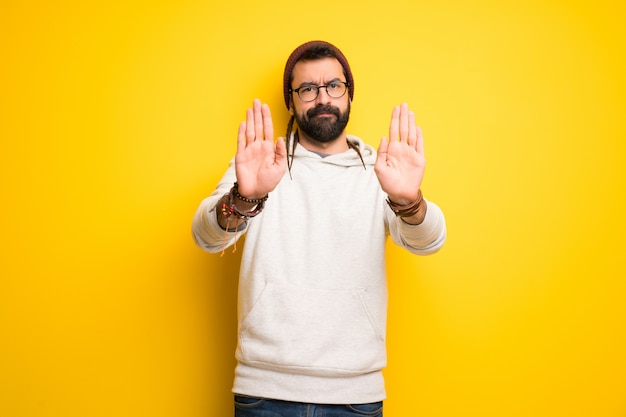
left=396, top=198, right=446, bottom=253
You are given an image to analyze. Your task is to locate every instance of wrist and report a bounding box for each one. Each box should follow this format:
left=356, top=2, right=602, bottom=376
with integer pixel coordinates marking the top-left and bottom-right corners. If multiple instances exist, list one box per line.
left=386, top=189, right=423, bottom=217
left=386, top=191, right=419, bottom=206
left=229, top=182, right=268, bottom=218
left=215, top=183, right=269, bottom=231
left=233, top=182, right=269, bottom=204
left=399, top=202, right=427, bottom=225
left=234, top=182, right=268, bottom=201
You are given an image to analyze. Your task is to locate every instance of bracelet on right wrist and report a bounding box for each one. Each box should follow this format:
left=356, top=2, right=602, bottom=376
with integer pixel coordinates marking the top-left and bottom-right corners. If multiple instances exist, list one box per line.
left=224, top=183, right=268, bottom=220
left=233, top=182, right=269, bottom=204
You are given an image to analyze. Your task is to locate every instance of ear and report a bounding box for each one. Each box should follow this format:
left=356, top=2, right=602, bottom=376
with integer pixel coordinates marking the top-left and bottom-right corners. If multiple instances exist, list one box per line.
left=288, top=100, right=294, bottom=116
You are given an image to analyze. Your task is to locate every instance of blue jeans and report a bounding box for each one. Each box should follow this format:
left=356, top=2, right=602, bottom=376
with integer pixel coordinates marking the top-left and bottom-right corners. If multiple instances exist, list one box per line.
left=234, top=395, right=383, bottom=417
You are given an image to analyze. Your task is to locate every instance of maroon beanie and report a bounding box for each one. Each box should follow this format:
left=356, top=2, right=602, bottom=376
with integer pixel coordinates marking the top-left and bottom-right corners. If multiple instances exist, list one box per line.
left=283, top=40, right=354, bottom=109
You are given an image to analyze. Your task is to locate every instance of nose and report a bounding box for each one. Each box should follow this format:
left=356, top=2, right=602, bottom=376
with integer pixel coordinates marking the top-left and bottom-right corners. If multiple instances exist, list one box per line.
left=314, top=86, right=332, bottom=104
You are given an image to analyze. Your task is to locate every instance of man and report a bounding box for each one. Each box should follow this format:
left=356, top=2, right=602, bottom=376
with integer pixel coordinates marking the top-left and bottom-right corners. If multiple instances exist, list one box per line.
left=192, top=40, right=446, bottom=417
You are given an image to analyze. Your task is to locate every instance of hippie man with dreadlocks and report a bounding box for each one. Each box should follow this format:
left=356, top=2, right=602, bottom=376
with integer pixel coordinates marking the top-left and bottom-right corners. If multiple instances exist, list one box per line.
left=192, top=40, right=446, bottom=417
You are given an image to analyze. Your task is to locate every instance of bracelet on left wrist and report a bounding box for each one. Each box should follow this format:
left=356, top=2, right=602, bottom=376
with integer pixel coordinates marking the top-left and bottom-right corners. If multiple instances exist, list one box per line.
left=386, top=189, right=423, bottom=217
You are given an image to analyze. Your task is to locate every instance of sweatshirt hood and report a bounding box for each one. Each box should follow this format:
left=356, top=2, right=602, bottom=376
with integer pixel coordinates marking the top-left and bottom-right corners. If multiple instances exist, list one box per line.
left=292, top=135, right=377, bottom=168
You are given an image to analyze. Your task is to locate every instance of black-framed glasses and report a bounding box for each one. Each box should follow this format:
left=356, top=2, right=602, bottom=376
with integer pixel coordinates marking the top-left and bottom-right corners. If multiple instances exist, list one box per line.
left=290, top=81, right=349, bottom=102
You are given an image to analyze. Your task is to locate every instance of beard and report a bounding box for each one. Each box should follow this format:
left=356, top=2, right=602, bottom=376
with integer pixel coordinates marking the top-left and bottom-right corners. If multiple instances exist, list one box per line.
left=295, top=102, right=350, bottom=144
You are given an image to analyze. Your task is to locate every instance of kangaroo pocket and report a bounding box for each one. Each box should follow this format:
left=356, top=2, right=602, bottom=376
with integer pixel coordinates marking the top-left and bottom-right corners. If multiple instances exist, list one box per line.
left=237, top=283, right=386, bottom=376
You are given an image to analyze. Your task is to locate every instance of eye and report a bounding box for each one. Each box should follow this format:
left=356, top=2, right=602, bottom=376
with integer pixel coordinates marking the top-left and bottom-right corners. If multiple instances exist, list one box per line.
left=300, top=86, right=316, bottom=93
left=328, top=82, right=340, bottom=90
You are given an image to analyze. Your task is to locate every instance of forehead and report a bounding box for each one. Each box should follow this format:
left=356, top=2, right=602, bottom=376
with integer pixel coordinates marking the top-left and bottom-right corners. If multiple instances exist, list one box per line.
left=291, top=57, right=345, bottom=85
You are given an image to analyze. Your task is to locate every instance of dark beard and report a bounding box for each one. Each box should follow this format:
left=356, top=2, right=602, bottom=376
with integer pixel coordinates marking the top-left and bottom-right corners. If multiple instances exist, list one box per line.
left=295, top=103, right=350, bottom=144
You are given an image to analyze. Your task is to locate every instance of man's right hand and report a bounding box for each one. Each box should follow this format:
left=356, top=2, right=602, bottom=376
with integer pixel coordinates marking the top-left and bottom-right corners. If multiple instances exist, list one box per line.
left=235, top=99, right=287, bottom=199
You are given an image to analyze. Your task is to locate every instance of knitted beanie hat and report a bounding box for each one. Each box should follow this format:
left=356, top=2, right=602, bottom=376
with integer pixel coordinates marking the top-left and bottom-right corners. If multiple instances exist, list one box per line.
left=283, top=40, right=354, bottom=109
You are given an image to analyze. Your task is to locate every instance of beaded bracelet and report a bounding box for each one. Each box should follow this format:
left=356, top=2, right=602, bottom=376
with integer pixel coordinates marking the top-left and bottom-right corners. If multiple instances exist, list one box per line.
left=386, top=189, right=423, bottom=217
left=221, top=183, right=267, bottom=223
left=233, top=182, right=269, bottom=204
left=219, top=185, right=268, bottom=255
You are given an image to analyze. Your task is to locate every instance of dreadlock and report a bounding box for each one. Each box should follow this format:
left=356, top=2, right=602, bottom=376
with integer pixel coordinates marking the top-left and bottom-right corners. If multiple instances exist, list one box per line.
left=348, top=139, right=367, bottom=170
left=285, top=115, right=298, bottom=178
left=285, top=115, right=366, bottom=178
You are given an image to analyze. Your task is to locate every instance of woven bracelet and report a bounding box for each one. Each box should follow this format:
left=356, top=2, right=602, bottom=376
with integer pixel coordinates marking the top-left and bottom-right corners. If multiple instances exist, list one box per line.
left=386, top=189, right=423, bottom=217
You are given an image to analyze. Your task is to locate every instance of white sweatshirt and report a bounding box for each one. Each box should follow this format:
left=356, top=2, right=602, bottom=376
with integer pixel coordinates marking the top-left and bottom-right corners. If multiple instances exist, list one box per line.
left=192, top=135, right=446, bottom=404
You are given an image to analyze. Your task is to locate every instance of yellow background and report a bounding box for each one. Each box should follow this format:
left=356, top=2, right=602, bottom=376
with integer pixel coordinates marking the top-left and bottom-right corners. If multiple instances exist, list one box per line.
left=1, top=1, right=625, bottom=416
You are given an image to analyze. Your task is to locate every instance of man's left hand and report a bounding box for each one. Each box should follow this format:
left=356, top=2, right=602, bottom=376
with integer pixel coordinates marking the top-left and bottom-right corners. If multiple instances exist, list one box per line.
left=374, top=103, right=426, bottom=205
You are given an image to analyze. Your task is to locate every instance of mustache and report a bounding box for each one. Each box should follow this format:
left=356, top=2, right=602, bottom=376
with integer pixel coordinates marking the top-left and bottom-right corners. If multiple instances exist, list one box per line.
left=306, top=105, right=341, bottom=118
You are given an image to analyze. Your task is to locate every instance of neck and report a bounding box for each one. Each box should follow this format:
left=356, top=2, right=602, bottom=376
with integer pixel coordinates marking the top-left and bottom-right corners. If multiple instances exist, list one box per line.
left=297, top=131, right=349, bottom=154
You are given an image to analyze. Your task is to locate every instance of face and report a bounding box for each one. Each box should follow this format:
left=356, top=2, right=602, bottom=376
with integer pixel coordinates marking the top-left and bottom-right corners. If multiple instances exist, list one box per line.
left=289, top=57, right=351, bottom=144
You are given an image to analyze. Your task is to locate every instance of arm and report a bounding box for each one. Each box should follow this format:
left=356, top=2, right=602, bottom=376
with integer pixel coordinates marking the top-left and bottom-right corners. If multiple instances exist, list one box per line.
left=376, top=103, right=446, bottom=254
left=387, top=197, right=447, bottom=255
left=192, top=99, right=286, bottom=253
left=192, top=162, right=239, bottom=253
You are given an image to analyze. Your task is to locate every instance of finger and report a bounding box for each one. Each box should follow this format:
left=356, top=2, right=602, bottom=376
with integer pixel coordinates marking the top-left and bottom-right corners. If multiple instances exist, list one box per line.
left=245, top=107, right=255, bottom=143
left=407, top=109, right=417, bottom=148
left=389, top=105, right=400, bottom=142
left=253, top=99, right=263, bottom=140
left=416, top=126, right=425, bottom=156
left=237, top=121, right=247, bottom=150
left=261, top=103, right=274, bottom=143
left=399, top=103, right=409, bottom=143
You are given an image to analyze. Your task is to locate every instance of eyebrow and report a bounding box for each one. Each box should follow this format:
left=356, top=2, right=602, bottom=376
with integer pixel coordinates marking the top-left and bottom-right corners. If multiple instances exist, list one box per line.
left=295, top=77, right=344, bottom=88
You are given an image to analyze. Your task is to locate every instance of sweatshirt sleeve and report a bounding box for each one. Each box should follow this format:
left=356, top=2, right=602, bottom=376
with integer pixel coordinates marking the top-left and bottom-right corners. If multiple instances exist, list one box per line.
left=387, top=198, right=447, bottom=255
left=191, top=159, right=248, bottom=253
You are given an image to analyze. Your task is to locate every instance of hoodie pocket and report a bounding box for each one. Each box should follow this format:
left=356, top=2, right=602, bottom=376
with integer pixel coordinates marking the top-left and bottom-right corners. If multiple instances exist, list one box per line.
left=237, top=283, right=386, bottom=376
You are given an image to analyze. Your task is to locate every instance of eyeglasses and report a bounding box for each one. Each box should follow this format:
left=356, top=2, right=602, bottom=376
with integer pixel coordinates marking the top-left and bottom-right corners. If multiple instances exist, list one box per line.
left=290, top=81, right=349, bottom=102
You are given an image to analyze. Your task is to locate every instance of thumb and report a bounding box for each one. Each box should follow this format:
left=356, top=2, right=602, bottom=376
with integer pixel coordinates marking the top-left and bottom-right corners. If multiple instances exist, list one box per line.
left=275, top=137, right=287, bottom=163
left=377, top=136, right=389, bottom=157
left=375, top=136, right=389, bottom=172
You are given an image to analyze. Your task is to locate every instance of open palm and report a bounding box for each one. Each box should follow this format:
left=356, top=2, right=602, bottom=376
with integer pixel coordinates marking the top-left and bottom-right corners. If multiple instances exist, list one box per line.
left=374, top=103, right=426, bottom=204
left=235, top=99, right=287, bottom=199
